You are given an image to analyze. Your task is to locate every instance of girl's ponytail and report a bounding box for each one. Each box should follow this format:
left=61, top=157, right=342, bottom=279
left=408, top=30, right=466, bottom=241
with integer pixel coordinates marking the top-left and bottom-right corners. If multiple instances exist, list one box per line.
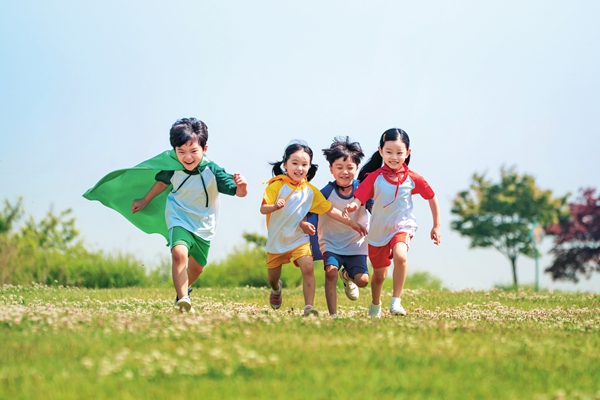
left=271, top=161, right=285, bottom=177
left=306, top=164, right=318, bottom=182
left=358, top=151, right=382, bottom=182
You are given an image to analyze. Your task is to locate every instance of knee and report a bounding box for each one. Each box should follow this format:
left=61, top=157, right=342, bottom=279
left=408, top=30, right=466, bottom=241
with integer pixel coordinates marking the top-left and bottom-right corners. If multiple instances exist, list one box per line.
left=325, top=268, right=338, bottom=283
left=171, top=247, right=188, bottom=264
left=372, top=269, right=387, bottom=283
left=356, top=274, right=369, bottom=287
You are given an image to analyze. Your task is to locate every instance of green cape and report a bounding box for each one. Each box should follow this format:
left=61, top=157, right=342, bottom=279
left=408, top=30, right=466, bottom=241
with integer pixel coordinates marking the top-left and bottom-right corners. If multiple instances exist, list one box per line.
left=83, top=150, right=206, bottom=241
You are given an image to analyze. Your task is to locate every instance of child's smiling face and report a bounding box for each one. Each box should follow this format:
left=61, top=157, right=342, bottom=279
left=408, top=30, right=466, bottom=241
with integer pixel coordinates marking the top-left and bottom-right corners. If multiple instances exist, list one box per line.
left=329, top=157, right=358, bottom=188
left=379, top=139, right=411, bottom=170
left=283, top=149, right=311, bottom=183
left=175, top=140, right=207, bottom=171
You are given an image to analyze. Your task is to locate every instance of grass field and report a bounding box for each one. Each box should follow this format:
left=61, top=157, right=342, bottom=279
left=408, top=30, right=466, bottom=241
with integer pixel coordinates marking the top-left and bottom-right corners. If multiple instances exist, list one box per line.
left=1, top=283, right=599, bottom=400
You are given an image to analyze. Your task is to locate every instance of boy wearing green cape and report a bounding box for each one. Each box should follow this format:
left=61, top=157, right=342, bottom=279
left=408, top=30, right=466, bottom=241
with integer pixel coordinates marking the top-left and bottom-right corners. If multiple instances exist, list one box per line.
left=84, top=118, right=248, bottom=312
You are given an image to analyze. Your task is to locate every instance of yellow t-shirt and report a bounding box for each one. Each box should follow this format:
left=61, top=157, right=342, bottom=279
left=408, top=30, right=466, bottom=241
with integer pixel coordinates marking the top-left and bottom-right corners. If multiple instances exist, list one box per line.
left=263, top=176, right=331, bottom=254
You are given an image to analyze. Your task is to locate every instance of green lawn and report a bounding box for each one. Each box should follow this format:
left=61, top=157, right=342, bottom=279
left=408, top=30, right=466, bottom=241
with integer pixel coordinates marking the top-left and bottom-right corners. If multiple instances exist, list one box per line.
left=1, top=284, right=599, bottom=399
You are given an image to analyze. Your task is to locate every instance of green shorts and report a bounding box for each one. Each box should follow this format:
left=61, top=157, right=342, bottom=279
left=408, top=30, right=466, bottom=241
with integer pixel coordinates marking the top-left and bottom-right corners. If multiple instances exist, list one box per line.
left=169, top=226, right=210, bottom=266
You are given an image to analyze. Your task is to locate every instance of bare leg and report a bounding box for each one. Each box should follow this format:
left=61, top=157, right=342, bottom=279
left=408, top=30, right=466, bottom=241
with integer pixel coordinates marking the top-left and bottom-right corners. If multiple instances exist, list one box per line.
left=296, top=256, right=315, bottom=306
left=187, top=256, right=205, bottom=287
left=171, top=245, right=189, bottom=299
left=324, top=265, right=338, bottom=315
left=392, top=242, right=409, bottom=298
left=353, top=273, right=369, bottom=288
left=371, top=267, right=388, bottom=306
left=267, top=265, right=282, bottom=291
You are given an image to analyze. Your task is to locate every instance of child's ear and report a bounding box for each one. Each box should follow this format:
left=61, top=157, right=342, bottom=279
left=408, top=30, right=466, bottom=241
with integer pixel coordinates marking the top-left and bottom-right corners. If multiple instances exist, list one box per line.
left=203, top=145, right=209, bottom=153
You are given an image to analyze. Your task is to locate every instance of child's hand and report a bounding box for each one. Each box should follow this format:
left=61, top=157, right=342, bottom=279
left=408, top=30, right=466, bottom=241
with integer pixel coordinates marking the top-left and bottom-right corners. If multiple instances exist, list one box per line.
left=430, top=226, right=441, bottom=245
left=350, top=221, right=368, bottom=237
left=344, top=202, right=359, bottom=217
left=299, top=220, right=316, bottom=235
left=275, top=199, right=285, bottom=210
left=233, top=173, right=248, bottom=197
left=131, top=199, right=147, bottom=214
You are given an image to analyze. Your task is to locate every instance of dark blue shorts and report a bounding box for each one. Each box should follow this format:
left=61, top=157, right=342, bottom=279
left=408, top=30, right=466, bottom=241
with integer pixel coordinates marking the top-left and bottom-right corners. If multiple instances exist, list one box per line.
left=323, top=252, right=369, bottom=279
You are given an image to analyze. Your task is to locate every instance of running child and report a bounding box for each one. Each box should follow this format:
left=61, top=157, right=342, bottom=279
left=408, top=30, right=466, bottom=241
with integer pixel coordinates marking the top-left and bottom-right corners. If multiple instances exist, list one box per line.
left=84, top=118, right=247, bottom=313
left=345, top=128, right=440, bottom=318
left=305, top=136, right=370, bottom=317
left=261, top=142, right=367, bottom=317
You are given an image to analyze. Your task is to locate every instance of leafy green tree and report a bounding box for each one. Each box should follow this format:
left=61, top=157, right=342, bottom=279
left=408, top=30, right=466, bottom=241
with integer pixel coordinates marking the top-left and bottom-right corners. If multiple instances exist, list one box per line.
left=0, top=197, right=23, bottom=234
left=451, top=166, right=568, bottom=286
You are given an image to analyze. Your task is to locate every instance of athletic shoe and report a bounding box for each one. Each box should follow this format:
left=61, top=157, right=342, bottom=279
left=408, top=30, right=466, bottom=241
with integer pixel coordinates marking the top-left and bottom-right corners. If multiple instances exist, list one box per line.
left=303, top=305, right=319, bottom=317
left=390, top=297, right=407, bottom=316
left=175, top=295, right=192, bottom=313
left=269, top=280, right=283, bottom=309
left=174, top=286, right=194, bottom=306
left=368, top=302, right=381, bottom=318
left=339, top=269, right=359, bottom=301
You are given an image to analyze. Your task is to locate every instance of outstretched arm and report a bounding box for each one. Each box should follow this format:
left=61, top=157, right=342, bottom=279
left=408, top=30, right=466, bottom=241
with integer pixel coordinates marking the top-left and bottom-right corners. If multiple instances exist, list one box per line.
left=326, top=206, right=368, bottom=236
left=428, top=195, right=441, bottom=245
left=232, top=172, right=248, bottom=197
left=343, top=199, right=363, bottom=216
left=132, top=181, right=169, bottom=213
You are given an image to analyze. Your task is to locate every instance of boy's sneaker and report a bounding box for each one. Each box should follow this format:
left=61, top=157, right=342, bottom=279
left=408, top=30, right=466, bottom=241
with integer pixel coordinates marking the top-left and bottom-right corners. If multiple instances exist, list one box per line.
left=174, top=286, right=193, bottom=306
left=175, top=295, right=192, bottom=313
left=303, top=305, right=319, bottom=317
left=390, top=297, right=407, bottom=316
left=339, top=269, right=359, bottom=301
left=368, top=302, right=381, bottom=318
left=269, top=280, right=283, bottom=309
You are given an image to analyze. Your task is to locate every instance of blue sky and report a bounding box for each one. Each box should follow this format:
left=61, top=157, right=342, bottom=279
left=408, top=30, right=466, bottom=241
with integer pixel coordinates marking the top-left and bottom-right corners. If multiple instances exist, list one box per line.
left=1, top=1, right=599, bottom=291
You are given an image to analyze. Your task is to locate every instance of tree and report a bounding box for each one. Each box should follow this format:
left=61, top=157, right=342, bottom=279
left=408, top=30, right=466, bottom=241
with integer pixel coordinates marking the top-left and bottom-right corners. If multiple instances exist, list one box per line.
left=451, top=166, right=568, bottom=286
left=545, top=188, right=600, bottom=282
left=0, top=197, right=23, bottom=234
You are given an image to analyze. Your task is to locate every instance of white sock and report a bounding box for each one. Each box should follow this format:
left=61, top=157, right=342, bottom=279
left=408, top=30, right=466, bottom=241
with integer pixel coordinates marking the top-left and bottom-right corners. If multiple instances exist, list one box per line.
left=391, top=296, right=401, bottom=304
left=272, top=283, right=281, bottom=294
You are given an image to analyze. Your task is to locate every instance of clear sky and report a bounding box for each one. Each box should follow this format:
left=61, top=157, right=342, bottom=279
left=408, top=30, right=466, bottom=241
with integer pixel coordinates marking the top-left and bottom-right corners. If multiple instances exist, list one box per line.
left=1, top=1, right=599, bottom=291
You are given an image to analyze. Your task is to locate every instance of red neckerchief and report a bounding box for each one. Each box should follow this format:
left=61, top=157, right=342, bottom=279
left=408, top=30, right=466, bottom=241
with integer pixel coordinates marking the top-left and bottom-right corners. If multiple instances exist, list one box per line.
left=380, top=163, right=409, bottom=208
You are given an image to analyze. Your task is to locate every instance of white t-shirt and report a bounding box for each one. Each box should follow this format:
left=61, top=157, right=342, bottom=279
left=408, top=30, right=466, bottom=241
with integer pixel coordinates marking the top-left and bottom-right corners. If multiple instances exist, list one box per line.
left=314, top=181, right=369, bottom=256
left=354, top=165, right=435, bottom=247
left=262, top=176, right=332, bottom=254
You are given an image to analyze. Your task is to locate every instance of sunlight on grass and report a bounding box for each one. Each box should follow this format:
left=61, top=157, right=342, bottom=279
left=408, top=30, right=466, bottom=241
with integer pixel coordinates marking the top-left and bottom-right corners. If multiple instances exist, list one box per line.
left=1, top=284, right=599, bottom=400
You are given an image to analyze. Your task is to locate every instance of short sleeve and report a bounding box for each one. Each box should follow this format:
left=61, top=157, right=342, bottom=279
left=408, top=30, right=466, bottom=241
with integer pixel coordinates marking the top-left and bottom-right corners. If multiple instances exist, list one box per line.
left=354, top=172, right=379, bottom=205
left=263, top=181, right=284, bottom=205
left=208, top=162, right=238, bottom=196
left=155, top=170, right=174, bottom=185
left=308, top=184, right=332, bottom=215
left=409, top=171, right=435, bottom=200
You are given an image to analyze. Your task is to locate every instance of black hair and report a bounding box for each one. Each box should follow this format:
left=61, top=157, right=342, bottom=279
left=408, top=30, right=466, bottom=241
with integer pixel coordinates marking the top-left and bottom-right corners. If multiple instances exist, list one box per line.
left=169, top=118, right=209, bottom=148
left=357, top=128, right=411, bottom=182
left=322, top=136, right=364, bottom=166
left=270, top=142, right=318, bottom=182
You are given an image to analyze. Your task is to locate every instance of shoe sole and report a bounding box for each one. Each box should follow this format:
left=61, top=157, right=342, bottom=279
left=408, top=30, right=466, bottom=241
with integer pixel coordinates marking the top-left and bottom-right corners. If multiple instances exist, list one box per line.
left=339, top=270, right=359, bottom=301
left=304, top=309, right=319, bottom=317
left=176, top=301, right=192, bottom=313
left=270, top=280, right=282, bottom=309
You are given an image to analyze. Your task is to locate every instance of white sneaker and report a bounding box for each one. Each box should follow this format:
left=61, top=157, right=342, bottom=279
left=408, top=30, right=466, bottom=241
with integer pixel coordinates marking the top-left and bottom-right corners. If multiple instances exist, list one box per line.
left=303, top=305, right=319, bottom=317
left=390, top=297, right=407, bottom=316
left=176, top=295, right=192, bottom=313
left=339, top=269, right=359, bottom=301
left=368, top=302, right=381, bottom=318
